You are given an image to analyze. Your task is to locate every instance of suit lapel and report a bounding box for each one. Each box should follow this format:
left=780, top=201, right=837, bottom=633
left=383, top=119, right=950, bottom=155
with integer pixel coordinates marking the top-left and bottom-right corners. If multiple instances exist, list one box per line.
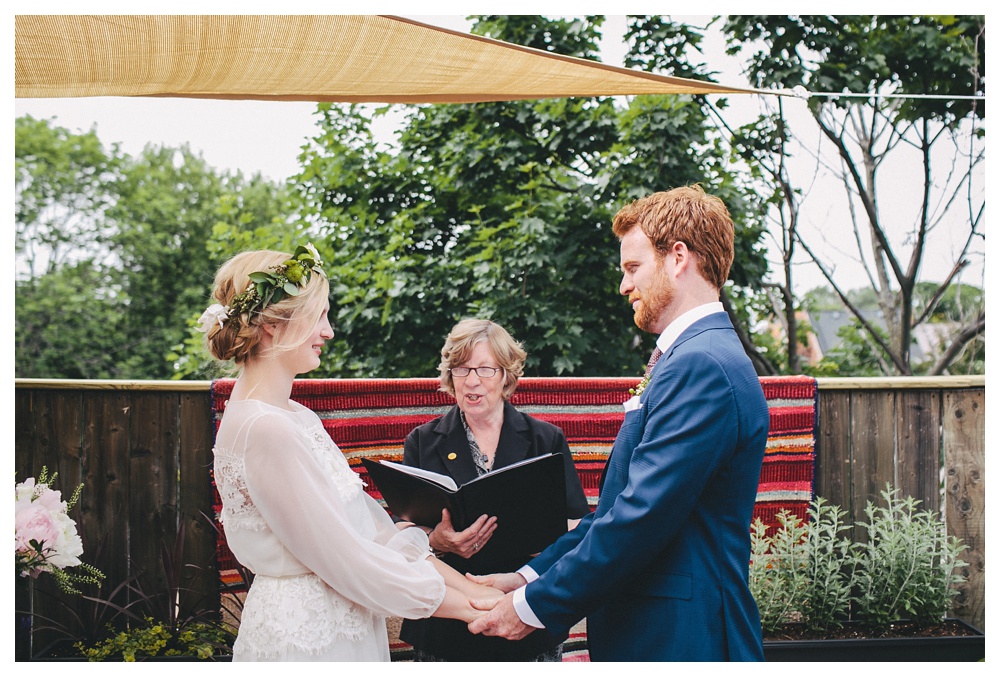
left=431, top=406, right=479, bottom=484
left=598, top=312, right=732, bottom=495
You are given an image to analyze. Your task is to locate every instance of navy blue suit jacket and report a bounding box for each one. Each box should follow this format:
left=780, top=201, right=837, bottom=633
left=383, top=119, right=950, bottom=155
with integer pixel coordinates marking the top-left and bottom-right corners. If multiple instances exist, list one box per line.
left=524, top=312, right=769, bottom=661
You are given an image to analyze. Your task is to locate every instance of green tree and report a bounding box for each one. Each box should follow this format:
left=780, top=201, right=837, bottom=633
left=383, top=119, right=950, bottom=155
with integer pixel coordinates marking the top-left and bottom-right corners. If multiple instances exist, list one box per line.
left=15, top=116, right=121, bottom=279
left=294, top=15, right=769, bottom=378
left=105, top=145, right=227, bottom=378
left=15, top=262, right=126, bottom=378
left=15, top=116, right=292, bottom=379
left=109, top=145, right=299, bottom=379
left=720, top=15, right=985, bottom=375
left=15, top=117, right=125, bottom=378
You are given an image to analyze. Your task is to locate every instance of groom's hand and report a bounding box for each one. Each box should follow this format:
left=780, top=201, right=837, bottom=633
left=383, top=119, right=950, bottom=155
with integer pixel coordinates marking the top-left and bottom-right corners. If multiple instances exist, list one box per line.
left=468, top=592, right=534, bottom=640
left=465, top=571, right=525, bottom=593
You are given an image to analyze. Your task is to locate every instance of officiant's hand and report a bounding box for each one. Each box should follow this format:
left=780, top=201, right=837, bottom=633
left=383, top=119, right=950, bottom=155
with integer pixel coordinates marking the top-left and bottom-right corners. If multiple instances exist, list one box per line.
left=464, top=571, right=526, bottom=593
left=428, top=509, right=497, bottom=559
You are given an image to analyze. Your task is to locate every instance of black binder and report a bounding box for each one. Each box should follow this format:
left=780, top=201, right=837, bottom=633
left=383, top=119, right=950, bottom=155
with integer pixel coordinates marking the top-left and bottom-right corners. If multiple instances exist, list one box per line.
left=361, top=454, right=568, bottom=567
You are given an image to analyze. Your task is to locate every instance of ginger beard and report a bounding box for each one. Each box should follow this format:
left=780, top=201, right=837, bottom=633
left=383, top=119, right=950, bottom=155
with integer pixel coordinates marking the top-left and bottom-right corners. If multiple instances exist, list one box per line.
left=630, top=258, right=675, bottom=334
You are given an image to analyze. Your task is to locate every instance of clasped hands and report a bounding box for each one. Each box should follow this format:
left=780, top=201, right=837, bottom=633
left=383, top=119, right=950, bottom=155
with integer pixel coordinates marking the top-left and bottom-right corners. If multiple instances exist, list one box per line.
left=464, top=571, right=535, bottom=641
left=415, top=510, right=535, bottom=639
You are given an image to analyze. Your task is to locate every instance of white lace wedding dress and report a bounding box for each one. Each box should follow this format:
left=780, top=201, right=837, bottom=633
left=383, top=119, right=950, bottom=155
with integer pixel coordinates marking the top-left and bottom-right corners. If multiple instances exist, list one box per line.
left=213, top=398, right=445, bottom=661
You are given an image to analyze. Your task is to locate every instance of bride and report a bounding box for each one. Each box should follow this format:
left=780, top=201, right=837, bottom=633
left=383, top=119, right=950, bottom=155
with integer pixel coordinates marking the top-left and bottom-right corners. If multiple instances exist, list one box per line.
left=201, top=246, right=500, bottom=661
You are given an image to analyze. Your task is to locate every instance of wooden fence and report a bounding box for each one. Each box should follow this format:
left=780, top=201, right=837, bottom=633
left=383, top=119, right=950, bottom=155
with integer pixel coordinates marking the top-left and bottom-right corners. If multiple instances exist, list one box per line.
left=810, top=376, right=985, bottom=630
left=14, top=376, right=985, bottom=647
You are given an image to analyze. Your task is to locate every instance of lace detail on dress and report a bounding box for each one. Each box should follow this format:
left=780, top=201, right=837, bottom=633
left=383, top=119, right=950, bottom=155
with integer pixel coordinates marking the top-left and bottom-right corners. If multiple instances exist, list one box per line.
left=303, top=427, right=366, bottom=501
left=234, top=574, right=378, bottom=659
left=214, top=449, right=267, bottom=532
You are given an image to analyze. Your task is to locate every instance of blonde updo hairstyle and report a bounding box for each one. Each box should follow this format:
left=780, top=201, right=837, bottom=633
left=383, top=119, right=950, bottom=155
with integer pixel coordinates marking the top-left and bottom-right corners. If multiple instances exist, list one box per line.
left=438, top=319, right=527, bottom=400
left=204, top=250, right=330, bottom=366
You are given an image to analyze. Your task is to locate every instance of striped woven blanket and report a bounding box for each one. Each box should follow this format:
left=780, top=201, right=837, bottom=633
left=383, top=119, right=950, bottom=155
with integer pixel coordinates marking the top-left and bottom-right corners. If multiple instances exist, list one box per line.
left=210, top=376, right=817, bottom=590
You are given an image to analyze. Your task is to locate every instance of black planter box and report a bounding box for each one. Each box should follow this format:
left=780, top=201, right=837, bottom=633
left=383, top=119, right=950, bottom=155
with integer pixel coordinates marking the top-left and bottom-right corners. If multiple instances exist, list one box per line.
left=763, top=619, right=985, bottom=662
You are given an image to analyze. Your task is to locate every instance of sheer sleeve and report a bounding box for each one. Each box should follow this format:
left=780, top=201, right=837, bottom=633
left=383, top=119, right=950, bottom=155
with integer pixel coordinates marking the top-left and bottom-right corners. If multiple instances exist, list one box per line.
left=242, top=414, right=445, bottom=620
left=365, top=498, right=435, bottom=562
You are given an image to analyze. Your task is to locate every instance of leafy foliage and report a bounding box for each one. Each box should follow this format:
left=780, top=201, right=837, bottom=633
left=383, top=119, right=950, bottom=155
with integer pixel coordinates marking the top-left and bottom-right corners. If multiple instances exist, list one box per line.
left=751, top=498, right=854, bottom=634
left=725, top=15, right=984, bottom=125
left=14, top=116, right=295, bottom=379
left=293, top=15, right=768, bottom=378
left=15, top=115, right=121, bottom=279
left=750, top=510, right=810, bottom=633
left=15, top=262, right=127, bottom=378
left=750, top=488, right=967, bottom=636
left=852, top=486, right=968, bottom=629
left=75, top=617, right=234, bottom=661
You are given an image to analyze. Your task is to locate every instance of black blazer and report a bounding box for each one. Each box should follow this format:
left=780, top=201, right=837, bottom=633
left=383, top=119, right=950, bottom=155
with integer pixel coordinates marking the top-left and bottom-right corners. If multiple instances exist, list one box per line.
left=398, top=400, right=589, bottom=661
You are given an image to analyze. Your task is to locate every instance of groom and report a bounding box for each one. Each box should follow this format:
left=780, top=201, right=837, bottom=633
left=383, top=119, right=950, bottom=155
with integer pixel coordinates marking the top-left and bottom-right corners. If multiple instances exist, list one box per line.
left=468, top=186, right=769, bottom=661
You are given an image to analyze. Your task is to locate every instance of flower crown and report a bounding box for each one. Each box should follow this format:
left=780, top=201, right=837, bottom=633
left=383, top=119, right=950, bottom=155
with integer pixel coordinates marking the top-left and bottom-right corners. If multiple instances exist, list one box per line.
left=197, top=244, right=325, bottom=333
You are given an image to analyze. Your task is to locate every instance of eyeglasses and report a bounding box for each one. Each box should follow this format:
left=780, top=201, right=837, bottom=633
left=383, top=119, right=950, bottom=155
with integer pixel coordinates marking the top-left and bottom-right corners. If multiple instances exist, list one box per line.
left=449, top=366, right=504, bottom=378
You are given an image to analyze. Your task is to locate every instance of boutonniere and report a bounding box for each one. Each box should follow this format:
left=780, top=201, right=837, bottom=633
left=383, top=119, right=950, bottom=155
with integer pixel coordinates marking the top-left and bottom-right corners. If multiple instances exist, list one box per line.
left=629, top=374, right=651, bottom=398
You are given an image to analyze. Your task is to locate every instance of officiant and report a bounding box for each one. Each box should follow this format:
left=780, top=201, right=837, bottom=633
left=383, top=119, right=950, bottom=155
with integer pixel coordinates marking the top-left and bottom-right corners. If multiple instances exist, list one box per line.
left=398, top=318, right=589, bottom=662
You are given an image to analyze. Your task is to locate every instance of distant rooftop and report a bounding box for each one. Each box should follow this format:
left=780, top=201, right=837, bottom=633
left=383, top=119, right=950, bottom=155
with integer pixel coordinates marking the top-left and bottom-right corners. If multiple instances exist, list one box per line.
left=807, top=309, right=928, bottom=362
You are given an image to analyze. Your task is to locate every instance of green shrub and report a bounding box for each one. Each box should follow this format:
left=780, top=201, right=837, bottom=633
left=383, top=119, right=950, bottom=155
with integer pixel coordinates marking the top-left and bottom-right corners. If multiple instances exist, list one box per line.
left=75, top=617, right=234, bottom=661
left=851, top=485, right=968, bottom=629
left=750, top=510, right=809, bottom=633
left=799, top=497, right=855, bottom=633
left=750, top=497, right=853, bottom=634
left=750, top=486, right=968, bottom=636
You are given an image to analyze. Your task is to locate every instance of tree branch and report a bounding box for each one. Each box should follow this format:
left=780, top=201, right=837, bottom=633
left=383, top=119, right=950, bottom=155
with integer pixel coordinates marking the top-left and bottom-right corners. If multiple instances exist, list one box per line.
left=720, top=289, right=778, bottom=376
left=814, top=106, right=906, bottom=285
left=794, top=229, right=910, bottom=374
left=931, top=312, right=985, bottom=375
left=911, top=259, right=970, bottom=328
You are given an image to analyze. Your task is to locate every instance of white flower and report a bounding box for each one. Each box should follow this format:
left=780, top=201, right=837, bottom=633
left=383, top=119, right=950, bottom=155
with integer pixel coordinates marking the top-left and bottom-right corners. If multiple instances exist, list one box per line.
left=47, top=511, right=83, bottom=569
left=304, top=242, right=322, bottom=266
left=197, top=303, right=230, bottom=333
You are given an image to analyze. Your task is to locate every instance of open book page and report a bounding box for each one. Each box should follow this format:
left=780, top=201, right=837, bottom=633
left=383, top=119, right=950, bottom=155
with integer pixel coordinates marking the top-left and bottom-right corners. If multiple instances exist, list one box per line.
left=379, top=459, right=459, bottom=491
left=464, top=453, right=553, bottom=484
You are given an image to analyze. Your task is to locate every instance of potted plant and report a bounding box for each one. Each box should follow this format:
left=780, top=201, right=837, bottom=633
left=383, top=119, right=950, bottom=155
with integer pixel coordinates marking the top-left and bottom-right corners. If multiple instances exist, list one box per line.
left=18, top=511, right=236, bottom=662
left=15, top=468, right=106, bottom=660
left=752, top=485, right=984, bottom=661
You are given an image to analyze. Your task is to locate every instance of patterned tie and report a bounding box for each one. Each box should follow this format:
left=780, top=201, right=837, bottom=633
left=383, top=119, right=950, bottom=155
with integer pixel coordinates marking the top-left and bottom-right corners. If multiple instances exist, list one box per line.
left=645, top=347, right=663, bottom=377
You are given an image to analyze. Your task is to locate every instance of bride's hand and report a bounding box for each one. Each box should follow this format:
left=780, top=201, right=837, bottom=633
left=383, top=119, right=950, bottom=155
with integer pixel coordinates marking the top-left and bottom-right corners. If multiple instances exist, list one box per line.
left=465, top=571, right=526, bottom=593
left=469, top=589, right=503, bottom=615
left=471, top=582, right=504, bottom=602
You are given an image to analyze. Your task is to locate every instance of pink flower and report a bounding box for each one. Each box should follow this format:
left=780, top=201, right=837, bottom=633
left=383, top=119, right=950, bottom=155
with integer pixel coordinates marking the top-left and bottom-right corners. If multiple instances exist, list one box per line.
left=34, top=485, right=66, bottom=513
left=14, top=478, right=82, bottom=575
left=15, top=502, right=59, bottom=557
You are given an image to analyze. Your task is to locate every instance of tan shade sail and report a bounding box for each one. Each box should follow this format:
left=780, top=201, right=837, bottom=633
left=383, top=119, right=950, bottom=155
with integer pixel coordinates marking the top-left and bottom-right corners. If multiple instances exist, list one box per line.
left=15, top=15, right=762, bottom=103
